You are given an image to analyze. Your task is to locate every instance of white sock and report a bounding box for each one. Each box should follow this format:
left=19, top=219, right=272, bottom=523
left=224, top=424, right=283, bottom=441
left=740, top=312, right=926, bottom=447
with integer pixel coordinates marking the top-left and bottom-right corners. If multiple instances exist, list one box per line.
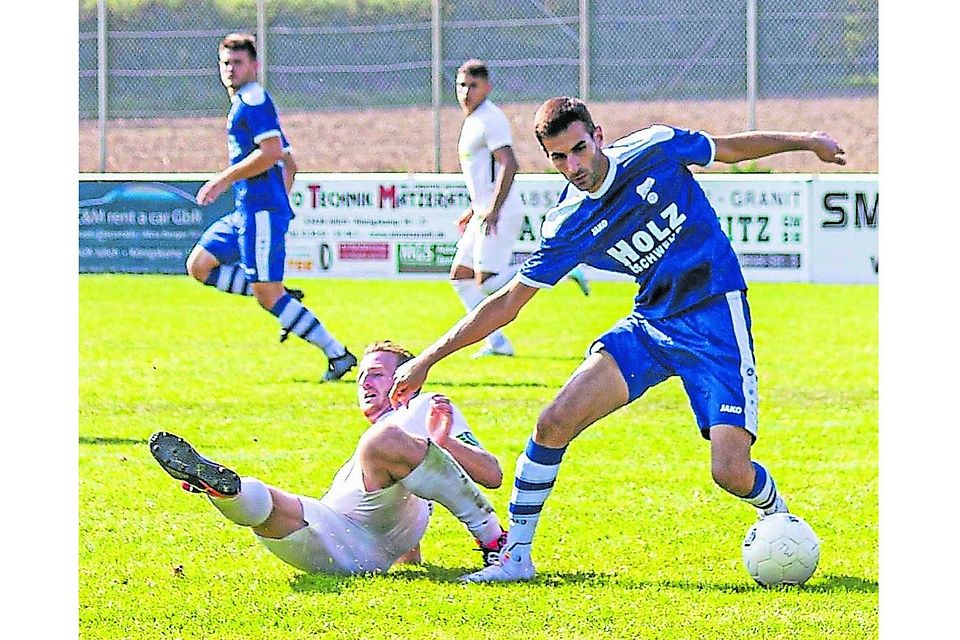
left=208, top=476, right=273, bottom=527
left=479, top=267, right=518, bottom=296
left=451, top=277, right=484, bottom=308
left=400, top=441, right=502, bottom=545
left=451, top=278, right=509, bottom=350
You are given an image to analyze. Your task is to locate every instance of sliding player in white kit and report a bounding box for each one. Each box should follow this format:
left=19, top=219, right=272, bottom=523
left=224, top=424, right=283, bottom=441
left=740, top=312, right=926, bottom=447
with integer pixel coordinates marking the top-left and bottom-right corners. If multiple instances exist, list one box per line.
left=149, top=341, right=507, bottom=575
left=451, top=60, right=589, bottom=358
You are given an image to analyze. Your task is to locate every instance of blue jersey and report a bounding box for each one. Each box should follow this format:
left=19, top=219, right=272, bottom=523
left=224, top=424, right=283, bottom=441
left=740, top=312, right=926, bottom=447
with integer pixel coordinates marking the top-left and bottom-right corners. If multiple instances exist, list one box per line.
left=519, top=125, right=746, bottom=318
left=226, top=82, right=293, bottom=215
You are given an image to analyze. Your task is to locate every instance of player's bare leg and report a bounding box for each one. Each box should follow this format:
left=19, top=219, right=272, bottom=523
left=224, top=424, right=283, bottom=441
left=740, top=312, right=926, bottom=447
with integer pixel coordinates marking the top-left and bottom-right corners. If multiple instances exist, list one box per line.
left=251, top=488, right=309, bottom=539
left=533, top=350, right=629, bottom=447
left=462, top=350, right=629, bottom=582
left=710, top=425, right=788, bottom=517
left=186, top=245, right=220, bottom=284
left=187, top=245, right=303, bottom=309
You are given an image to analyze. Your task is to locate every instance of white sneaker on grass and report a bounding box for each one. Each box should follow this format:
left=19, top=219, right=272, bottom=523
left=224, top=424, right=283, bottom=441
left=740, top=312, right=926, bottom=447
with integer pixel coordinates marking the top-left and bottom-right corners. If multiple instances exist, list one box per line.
left=459, top=545, right=535, bottom=582
left=471, top=341, right=515, bottom=359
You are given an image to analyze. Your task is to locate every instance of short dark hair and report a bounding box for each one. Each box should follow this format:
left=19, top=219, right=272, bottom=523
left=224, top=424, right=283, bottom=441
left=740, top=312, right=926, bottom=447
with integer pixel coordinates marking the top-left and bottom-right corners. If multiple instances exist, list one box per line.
left=534, top=97, right=597, bottom=149
left=219, top=33, right=258, bottom=60
left=457, top=59, right=489, bottom=80
left=363, top=340, right=415, bottom=367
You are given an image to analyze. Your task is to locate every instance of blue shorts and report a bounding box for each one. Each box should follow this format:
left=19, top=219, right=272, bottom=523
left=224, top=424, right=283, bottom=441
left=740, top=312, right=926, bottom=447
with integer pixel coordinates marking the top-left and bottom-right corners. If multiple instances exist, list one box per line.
left=590, top=291, right=759, bottom=441
left=197, top=209, right=291, bottom=283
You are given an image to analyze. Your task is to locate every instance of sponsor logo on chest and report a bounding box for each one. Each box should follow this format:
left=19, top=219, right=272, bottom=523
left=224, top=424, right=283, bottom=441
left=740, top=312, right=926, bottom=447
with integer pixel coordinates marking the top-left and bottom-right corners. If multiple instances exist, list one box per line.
left=604, top=177, right=687, bottom=274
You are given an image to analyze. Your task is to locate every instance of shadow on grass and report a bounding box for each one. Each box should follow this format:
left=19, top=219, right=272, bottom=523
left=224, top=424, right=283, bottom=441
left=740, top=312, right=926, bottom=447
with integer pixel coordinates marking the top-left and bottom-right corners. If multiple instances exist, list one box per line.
left=289, top=563, right=474, bottom=593
left=79, top=436, right=146, bottom=446
left=289, top=378, right=552, bottom=389
left=291, top=568, right=876, bottom=593
left=613, top=574, right=877, bottom=593
left=432, top=380, right=551, bottom=389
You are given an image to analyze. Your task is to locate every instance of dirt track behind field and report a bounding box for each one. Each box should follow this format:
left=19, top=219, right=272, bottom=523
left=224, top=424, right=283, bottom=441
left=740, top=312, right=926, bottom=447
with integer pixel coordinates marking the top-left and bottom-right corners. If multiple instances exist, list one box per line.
left=79, top=97, right=877, bottom=174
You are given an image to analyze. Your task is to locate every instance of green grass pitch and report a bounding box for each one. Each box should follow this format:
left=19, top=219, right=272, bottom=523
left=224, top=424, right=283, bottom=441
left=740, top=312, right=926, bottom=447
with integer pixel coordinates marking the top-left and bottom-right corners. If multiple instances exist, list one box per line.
left=79, top=275, right=878, bottom=639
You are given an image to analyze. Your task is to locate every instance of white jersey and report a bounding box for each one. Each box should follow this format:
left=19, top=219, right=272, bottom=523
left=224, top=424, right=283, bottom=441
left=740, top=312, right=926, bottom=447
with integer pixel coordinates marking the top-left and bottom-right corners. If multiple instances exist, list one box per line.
left=258, top=392, right=484, bottom=575
left=457, top=99, right=522, bottom=211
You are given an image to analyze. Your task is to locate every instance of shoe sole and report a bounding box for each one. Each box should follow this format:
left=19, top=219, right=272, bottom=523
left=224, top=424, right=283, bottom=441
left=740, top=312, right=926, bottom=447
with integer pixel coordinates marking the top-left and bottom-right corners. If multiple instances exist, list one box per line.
left=458, top=569, right=536, bottom=583
left=149, top=432, right=240, bottom=498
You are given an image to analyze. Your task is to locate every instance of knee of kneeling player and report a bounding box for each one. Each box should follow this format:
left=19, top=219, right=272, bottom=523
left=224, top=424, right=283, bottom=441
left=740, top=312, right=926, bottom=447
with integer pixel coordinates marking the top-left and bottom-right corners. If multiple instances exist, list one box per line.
left=185, top=255, right=207, bottom=282
left=360, top=423, right=424, bottom=465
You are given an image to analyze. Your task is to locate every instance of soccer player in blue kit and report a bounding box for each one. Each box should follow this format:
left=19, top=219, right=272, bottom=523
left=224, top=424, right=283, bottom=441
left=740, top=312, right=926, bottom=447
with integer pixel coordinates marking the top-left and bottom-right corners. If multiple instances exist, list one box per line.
left=390, top=97, right=846, bottom=582
left=185, top=33, right=357, bottom=382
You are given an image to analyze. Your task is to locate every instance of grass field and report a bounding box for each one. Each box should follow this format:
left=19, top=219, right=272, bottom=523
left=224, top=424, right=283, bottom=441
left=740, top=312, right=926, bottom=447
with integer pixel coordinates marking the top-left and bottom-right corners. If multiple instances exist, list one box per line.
left=79, top=275, right=878, bottom=639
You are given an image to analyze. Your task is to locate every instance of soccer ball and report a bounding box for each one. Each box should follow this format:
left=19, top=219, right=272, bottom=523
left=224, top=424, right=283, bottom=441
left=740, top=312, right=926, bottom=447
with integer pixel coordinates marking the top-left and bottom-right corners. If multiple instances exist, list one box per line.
left=741, top=513, right=820, bottom=586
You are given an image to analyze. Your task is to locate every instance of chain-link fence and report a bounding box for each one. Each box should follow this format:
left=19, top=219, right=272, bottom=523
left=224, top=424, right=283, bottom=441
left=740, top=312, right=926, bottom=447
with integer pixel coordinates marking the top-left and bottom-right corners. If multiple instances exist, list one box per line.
left=79, top=0, right=878, bottom=170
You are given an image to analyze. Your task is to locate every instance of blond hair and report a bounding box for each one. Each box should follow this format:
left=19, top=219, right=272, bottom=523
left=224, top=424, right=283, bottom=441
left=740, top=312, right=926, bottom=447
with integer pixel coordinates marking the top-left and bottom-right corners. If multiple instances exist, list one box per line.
left=363, top=340, right=415, bottom=366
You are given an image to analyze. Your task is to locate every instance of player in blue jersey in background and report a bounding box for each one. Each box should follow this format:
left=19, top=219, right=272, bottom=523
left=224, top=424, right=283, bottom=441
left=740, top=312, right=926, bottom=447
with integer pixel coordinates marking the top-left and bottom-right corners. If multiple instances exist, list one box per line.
left=185, top=33, right=357, bottom=382
left=390, top=97, right=846, bottom=582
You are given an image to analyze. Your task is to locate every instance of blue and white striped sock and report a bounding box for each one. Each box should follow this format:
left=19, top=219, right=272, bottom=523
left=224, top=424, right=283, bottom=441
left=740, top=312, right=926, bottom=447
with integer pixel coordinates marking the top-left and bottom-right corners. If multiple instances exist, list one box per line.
left=742, top=461, right=784, bottom=514
left=204, top=264, right=252, bottom=296
left=269, top=293, right=345, bottom=358
left=503, top=439, right=567, bottom=563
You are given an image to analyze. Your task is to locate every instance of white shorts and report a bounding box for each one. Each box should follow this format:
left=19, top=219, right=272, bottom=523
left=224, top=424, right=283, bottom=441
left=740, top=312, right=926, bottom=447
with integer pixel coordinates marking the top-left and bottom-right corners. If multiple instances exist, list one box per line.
left=452, top=203, right=525, bottom=275
left=256, top=491, right=430, bottom=575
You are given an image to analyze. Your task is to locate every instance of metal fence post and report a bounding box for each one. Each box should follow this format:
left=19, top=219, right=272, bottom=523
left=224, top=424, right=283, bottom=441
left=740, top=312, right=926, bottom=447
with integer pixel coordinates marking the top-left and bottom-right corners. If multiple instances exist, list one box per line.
left=432, top=0, right=442, bottom=173
left=257, top=0, right=267, bottom=88
left=746, top=0, right=758, bottom=130
left=579, top=0, right=590, bottom=100
left=97, top=0, right=107, bottom=171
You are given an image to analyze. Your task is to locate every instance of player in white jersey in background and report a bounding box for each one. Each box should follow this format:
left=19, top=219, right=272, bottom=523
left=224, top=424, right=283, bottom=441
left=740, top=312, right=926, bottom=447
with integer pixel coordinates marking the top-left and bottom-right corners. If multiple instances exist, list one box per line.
left=451, top=60, right=589, bottom=358
left=149, top=341, right=507, bottom=575
left=185, top=33, right=356, bottom=382
left=391, top=97, right=846, bottom=582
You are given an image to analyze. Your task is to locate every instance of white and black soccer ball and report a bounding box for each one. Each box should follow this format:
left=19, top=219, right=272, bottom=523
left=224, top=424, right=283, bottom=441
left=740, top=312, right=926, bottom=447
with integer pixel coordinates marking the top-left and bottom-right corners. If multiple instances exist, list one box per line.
left=742, top=513, right=820, bottom=586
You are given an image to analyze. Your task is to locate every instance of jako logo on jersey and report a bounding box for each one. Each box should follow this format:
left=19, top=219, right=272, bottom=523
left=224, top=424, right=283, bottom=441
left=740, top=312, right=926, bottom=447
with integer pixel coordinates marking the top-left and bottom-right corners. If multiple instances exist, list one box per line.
left=720, top=404, right=743, bottom=414
left=591, top=220, right=609, bottom=236
left=635, top=177, right=659, bottom=204
left=605, top=203, right=687, bottom=274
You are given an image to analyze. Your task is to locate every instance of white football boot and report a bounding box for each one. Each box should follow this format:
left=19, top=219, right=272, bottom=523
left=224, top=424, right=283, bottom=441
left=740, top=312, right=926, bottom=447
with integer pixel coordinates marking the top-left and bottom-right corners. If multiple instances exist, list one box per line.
left=459, top=543, right=535, bottom=583
left=471, top=335, right=515, bottom=359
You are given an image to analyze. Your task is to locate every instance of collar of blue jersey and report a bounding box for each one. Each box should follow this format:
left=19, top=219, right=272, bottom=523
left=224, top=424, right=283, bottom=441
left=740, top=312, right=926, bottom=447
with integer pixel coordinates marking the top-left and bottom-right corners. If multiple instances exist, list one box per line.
left=232, top=81, right=265, bottom=105
left=574, top=149, right=618, bottom=200
left=593, top=149, right=619, bottom=198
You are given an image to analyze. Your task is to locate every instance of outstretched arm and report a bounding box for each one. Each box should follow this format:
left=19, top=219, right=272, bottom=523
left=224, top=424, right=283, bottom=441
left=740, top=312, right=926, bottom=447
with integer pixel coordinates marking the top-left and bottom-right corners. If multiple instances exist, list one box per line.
left=712, top=130, right=846, bottom=166
left=390, top=279, right=538, bottom=407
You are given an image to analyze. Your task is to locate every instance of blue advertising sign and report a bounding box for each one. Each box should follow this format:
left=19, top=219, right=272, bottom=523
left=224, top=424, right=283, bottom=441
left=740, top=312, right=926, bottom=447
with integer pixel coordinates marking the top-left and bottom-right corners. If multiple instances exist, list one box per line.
left=78, top=180, right=231, bottom=273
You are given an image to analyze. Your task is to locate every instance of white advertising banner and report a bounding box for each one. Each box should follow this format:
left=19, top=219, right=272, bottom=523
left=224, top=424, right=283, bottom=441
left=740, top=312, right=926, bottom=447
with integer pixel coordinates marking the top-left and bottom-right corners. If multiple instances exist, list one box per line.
left=285, top=174, right=568, bottom=279
left=698, top=175, right=811, bottom=283
left=808, top=175, right=879, bottom=284
left=275, top=172, right=876, bottom=284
